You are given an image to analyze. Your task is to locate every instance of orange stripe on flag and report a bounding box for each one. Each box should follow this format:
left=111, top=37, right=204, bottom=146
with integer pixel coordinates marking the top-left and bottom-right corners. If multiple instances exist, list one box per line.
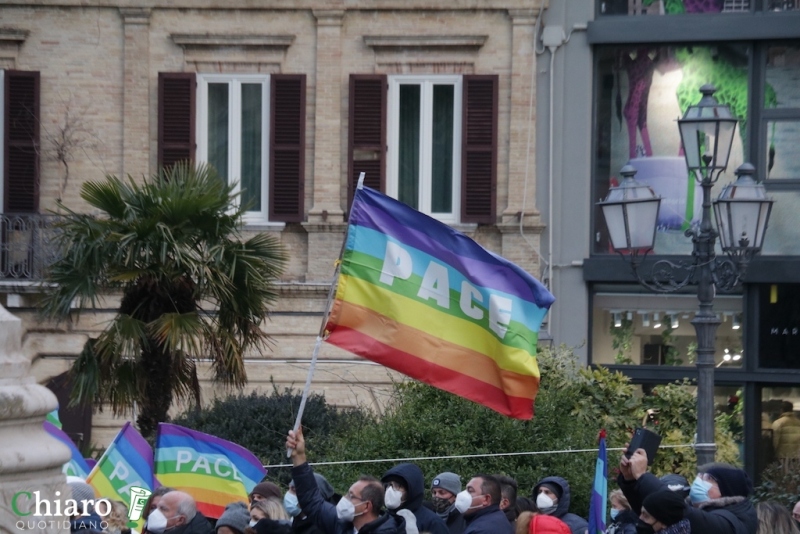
left=329, top=300, right=538, bottom=400
left=327, top=324, right=537, bottom=419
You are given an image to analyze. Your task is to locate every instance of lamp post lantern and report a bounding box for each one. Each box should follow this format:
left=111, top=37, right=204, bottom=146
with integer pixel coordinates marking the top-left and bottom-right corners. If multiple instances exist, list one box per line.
left=598, top=85, right=773, bottom=467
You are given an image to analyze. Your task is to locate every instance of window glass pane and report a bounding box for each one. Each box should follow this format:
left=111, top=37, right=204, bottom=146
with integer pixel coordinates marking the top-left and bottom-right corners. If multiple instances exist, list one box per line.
left=240, top=83, right=262, bottom=211
left=758, top=284, right=800, bottom=368
left=765, top=45, right=800, bottom=108
left=591, top=292, right=743, bottom=367
left=431, top=85, right=454, bottom=213
left=765, top=121, right=800, bottom=179
left=594, top=45, right=748, bottom=254
left=759, top=387, right=800, bottom=478
left=207, top=83, right=229, bottom=181
left=398, top=85, right=421, bottom=209
left=598, top=0, right=753, bottom=16
left=761, top=191, right=800, bottom=254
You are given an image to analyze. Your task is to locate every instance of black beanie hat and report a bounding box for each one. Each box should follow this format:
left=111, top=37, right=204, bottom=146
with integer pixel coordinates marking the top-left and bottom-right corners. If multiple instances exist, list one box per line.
left=642, top=490, right=686, bottom=527
left=536, top=482, right=563, bottom=501
left=701, top=463, right=753, bottom=498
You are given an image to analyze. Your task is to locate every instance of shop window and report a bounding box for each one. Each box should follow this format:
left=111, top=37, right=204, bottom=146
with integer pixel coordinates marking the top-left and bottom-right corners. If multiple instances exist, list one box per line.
left=758, top=386, right=800, bottom=481
left=592, top=292, right=743, bottom=366
left=758, top=284, right=800, bottom=368
left=593, top=44, right=750, bottom=255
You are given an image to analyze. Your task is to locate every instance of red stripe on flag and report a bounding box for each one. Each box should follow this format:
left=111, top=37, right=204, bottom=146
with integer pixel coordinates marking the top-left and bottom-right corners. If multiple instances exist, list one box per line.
left=197, top=502, right=226, bottom=520
left=327, top=325, right=536, bottom=419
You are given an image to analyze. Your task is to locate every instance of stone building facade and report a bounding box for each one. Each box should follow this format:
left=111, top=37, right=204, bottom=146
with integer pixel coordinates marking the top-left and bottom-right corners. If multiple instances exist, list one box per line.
left=0, top=0, right=545, bottom=447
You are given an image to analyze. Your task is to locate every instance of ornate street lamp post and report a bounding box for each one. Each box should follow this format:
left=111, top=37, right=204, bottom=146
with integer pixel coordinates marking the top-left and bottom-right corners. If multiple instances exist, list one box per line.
left=598, top=85, right=774, bottom=466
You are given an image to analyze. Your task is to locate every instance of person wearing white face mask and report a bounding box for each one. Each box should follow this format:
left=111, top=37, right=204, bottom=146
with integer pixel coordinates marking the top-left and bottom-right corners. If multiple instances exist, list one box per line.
left=452, top=474, right=512, bottom=534
left=618, top=446, right=757, bottom=534
left=285, top=428, right=403, bottom=534
left=145, top=491, right=212, bottom=534
left=531, top=477, right=588, bottom=534
left=381, top=464, right=448, bottom=534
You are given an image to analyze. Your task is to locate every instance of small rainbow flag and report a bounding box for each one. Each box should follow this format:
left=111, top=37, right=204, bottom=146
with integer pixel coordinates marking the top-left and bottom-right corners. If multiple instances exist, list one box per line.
left=43, top=421, right=91, bottom=478
left=155, top=423, right=267, bottom=519
left=86, top=422, right=156, bottom=529
left=325, top=186, right=554, bottom=419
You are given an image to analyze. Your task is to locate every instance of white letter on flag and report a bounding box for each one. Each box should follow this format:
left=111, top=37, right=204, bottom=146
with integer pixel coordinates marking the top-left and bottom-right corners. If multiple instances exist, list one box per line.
left=379, top=242, right=412, bottom=286
left=488, top=294, right=513, bottom=339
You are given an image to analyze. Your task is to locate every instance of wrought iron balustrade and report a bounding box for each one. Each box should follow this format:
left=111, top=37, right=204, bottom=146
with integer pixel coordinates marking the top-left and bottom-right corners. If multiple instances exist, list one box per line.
left=0, top=213, right=62, bottom=281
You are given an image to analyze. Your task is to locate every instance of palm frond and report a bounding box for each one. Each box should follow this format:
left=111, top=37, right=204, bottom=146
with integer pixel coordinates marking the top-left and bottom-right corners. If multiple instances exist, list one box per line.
left=148, top=312, right=204, bottom=357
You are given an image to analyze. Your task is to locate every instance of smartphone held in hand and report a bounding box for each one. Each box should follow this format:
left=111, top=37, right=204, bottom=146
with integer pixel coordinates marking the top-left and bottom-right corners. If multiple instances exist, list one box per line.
left=625, top=427, right=662, bottom=465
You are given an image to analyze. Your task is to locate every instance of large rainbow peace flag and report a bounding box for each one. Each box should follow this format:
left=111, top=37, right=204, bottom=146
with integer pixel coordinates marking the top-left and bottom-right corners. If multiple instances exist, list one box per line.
left=325, top=186, right=554, bottom=419
left=86, top=422, right=156, bottom=529
left=155, top=423, right=267, bottom=519
left=43, top=421, right=91, bottom=478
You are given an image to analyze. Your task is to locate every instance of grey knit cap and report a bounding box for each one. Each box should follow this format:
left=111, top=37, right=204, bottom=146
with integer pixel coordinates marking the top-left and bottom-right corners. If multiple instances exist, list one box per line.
left=215, top=501, right=250, bottom=534
left=431, top=472, right=461, bottom=497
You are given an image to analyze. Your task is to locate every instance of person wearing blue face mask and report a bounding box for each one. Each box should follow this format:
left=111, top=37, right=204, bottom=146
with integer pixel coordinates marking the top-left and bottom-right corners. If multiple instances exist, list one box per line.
left=287, top=473, right=337, bottom=534
left=617, top=447, right=757, bottom=534
left=605, top=490, right=637, bottom=534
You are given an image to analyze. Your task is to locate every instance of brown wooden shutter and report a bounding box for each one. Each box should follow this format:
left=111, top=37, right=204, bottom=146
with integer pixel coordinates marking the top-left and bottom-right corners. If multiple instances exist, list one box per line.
left=270, top=74, right=306, bottom=222
left=158, top=72, right=195, bottom=170
left=348, top=74, right=386, bottom=206
left=461, top=75, right=498, bottom=224
left=5, top=71, right=39, bottom=213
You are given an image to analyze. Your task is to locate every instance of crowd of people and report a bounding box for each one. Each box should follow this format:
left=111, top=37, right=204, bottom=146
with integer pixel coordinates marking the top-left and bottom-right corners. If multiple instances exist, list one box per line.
left=63, top=428, right=800, bottom=534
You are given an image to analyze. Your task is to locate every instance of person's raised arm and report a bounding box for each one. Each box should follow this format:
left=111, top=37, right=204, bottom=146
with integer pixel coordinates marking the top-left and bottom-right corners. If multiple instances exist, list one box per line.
left=286, top=428, right=307, bottom=466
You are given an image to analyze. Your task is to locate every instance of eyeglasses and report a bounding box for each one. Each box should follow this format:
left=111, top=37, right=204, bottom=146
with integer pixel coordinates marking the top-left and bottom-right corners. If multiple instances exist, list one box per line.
left=347, top=492, right=364, bottom=503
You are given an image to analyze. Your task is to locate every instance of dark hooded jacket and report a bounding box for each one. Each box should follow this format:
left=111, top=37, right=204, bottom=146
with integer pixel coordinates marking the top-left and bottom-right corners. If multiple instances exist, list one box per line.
left=605, top=509, right=638, bottom=534
left=463, top=504, right=512, bottom=534
left=382, top=463, right=448, bottom=534
left=168, top=512, right=214, bottom=534
left=617, top=472, right=756, bottom=534
left=532, top=477, right=588, bottom=534
left=292, top=461, right=403, bottom=534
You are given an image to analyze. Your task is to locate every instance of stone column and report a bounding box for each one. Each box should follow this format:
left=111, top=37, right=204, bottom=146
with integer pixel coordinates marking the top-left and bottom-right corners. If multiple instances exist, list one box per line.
left=304, top=10, right=348, bottom=281
left=0, top=305, right=70, bottom=533
left=497, top=9, right=544, bottom=278
left=503, top=9, right=540, bottom=226
left=120, top=8, right=151, bottom=177
left=308, top=9, right=345, bottom=224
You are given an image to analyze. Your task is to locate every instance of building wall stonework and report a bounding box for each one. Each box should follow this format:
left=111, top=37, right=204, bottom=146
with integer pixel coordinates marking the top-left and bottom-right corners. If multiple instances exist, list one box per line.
left=0, top=0, right=546, bottom=448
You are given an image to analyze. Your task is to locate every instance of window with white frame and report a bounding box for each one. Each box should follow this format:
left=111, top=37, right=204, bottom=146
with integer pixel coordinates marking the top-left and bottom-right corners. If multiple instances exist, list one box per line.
left=196, top=74, right=269, bottom=222
left=387, top=76, right=462, bottom=223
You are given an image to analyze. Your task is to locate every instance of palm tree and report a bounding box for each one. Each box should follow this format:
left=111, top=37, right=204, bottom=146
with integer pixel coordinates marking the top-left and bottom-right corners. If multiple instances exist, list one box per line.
left=41, top=163, right=287, bottom=437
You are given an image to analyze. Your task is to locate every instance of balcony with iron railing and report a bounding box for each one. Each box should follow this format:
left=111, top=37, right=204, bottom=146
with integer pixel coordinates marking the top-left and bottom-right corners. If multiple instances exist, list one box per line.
left=0, top=214, right=62, bottom=283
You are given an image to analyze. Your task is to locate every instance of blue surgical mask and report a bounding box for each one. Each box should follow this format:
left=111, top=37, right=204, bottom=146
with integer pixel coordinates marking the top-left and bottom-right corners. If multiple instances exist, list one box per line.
left=610, top=508, right=620, bottom=521
left=284, top=492, right=301, bottom=517
left=690, top=476, right=712, bottom=504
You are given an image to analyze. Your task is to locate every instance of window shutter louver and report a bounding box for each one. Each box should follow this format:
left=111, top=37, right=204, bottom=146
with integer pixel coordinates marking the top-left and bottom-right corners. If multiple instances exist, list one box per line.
left=158, top=72, right=195, bottom=170
left=461, top=75, right=498, bottom=224
left=5, top=71, right=40, bottom=213
left=270, top=74, right=306, bottom=222
left=348, top=74, right=386, bottom=207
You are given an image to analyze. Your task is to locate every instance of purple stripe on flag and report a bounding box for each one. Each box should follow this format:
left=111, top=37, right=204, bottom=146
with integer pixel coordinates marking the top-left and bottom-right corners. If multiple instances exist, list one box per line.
left=350, top=187, right=555, bottom=308
left=158, top=423, right=265, bottom=472
left=118, top=422, right=155, bottom=462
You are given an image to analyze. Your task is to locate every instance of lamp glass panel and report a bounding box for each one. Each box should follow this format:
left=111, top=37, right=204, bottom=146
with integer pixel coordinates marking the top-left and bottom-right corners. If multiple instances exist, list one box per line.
left=626, top=200, right=659, bottom=249
left=714, top=120, right=737, bottom=169
left=602, top=203, right=629, bottom=250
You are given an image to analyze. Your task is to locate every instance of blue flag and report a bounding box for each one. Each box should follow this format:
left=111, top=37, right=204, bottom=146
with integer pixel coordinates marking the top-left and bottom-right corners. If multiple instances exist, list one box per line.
left=588, top=430, right=608, bottom=534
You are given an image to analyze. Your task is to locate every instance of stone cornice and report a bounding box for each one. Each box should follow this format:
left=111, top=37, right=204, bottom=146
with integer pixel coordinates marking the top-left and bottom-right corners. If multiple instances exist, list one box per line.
left=2, top=1, right=542, bottom=10
left=0, top=28, right=29, bottom=44
left=119, top=7, right=151, bottom=24
left=171, top=33, right=295, bottom=49
left=364, top=35, right=488, bottom=51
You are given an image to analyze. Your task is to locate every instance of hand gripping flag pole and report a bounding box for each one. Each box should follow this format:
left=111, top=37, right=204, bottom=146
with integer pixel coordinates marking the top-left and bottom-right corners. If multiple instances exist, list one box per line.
left=287, top=172, right=365, bottom=458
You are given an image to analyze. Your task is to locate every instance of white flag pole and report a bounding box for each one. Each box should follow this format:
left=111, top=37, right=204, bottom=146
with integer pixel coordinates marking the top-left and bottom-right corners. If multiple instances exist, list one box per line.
left=288, top=172, right=365, bottom=457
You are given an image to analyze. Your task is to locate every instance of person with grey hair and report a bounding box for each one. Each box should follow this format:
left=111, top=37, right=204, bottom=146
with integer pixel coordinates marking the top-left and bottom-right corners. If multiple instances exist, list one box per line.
left=146, top=490, right=212, bottom=534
